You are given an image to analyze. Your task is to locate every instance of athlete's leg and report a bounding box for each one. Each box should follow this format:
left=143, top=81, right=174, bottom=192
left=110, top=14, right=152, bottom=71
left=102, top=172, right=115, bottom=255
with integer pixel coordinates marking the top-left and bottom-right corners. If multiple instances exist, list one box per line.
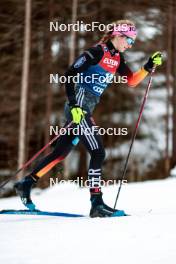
left=32, top=123, right=78, bottom=177
left=79, top=114, right=122, bottom=217
left=79, top=114, right=105, bottom=194
left=14, top=121, right=79, bottom=209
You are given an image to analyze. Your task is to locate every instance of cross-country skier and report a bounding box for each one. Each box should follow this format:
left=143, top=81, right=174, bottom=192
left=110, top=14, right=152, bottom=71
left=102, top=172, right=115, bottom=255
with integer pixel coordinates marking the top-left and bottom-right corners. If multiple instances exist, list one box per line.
left=14, top=19, right=163, bottom=217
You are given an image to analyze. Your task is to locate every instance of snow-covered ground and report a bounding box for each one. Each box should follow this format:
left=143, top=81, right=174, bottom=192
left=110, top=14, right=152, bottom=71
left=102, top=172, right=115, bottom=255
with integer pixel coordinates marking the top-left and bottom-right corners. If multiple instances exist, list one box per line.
left=0, top=178, right=176, bottom=264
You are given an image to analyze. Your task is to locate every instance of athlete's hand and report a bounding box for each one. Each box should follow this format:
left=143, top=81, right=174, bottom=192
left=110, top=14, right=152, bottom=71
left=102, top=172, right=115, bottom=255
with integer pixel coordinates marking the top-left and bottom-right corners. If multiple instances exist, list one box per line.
left=144, top=51, right=163, bottom=72
left=70, top=105, right=85, bottom=124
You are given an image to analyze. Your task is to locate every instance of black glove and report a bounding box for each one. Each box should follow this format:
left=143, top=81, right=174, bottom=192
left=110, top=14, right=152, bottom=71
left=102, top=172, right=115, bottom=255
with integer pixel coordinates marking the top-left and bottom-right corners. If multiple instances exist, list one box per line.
left=144, top=51, right=163, bottom=73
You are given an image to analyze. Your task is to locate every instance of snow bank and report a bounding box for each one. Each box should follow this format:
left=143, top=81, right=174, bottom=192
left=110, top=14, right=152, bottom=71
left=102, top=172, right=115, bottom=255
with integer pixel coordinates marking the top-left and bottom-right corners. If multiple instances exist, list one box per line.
left=0, top=178, right=176, bottom=264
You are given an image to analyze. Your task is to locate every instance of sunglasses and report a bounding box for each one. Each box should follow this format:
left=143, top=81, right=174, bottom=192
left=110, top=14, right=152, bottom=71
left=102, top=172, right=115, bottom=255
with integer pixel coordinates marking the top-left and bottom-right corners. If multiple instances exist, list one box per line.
left=120, top=32, right=135, bottom=45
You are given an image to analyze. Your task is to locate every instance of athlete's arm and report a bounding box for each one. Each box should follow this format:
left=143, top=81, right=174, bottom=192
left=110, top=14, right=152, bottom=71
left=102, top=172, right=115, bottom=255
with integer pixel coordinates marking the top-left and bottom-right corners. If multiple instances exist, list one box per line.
left=65, top=46, right=103, bottom=106
left=117, top=54, right=148, bottom=88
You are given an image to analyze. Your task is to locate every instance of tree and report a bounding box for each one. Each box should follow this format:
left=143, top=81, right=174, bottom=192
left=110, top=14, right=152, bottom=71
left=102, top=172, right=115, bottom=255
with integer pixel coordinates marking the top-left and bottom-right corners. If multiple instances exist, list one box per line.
left=172, top=1, right=176, bottom=167
left=165, top=0, right=173, bottom=175
left=18, top=0, right=32, bottom=177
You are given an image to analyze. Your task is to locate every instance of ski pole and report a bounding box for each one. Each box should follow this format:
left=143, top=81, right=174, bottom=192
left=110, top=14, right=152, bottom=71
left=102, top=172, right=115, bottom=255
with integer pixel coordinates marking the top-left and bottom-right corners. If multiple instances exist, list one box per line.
left=0, top=121, right=73, bottom=190
left=114, top=65, right=156, bottom=209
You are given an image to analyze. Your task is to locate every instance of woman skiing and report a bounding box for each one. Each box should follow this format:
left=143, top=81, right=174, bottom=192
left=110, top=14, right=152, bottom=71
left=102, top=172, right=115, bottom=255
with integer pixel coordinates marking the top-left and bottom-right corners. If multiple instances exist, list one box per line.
left=14, top=19, right=162, bottom=217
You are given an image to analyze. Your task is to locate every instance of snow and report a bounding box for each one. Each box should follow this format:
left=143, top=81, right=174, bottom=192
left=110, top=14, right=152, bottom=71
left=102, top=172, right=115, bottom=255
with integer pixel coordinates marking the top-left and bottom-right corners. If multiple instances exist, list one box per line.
left=170, top=167, right=176, bottom=177
left=0, top=178, right=176, bottom=264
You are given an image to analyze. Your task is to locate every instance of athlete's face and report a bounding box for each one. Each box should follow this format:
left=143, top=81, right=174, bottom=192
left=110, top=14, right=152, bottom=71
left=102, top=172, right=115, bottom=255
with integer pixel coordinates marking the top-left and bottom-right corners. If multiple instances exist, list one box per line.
left=112, top=35, right=136, bottom=52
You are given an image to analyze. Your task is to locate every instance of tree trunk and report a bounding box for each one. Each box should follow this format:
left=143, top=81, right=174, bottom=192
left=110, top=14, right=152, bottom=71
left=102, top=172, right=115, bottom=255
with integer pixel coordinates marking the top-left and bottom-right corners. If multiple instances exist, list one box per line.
left=172, top=2, right=176, bottom=167
left=69, top=0, right=78, bottom=65
left=165, top=0, right=173, bottom=175
left=44, top=0, right=53, bottom=153
left=18, top=0, right=31, bottom=176
left=64, top=0, right=78, bottom=179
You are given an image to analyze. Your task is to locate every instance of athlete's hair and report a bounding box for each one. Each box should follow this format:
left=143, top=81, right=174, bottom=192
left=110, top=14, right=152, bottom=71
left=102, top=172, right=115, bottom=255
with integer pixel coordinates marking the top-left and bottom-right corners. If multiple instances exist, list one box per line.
left=99, top=19, right=136, bottom=44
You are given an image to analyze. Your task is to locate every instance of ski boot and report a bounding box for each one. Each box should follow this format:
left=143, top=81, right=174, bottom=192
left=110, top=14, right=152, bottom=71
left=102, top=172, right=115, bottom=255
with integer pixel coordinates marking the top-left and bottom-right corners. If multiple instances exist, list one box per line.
left=90, top=192, right=126, bottom=217
left=14, top=174, right=39, bottom=210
